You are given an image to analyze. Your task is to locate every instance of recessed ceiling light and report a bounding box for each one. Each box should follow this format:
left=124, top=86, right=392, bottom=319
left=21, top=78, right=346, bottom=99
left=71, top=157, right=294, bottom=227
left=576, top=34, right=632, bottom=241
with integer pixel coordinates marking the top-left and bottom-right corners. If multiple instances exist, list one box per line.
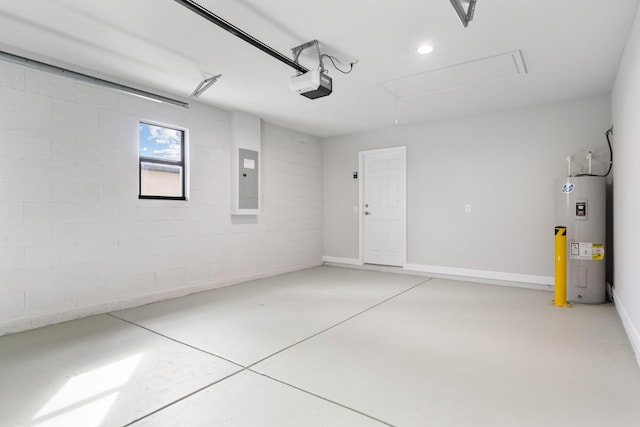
left=417, top=45, right=434, bottom=55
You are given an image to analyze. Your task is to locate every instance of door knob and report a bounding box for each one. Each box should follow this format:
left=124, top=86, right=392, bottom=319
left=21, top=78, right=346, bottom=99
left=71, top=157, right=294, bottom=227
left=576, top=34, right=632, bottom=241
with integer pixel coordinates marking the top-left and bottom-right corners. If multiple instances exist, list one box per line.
left=364, top=211, right=371, bottom=215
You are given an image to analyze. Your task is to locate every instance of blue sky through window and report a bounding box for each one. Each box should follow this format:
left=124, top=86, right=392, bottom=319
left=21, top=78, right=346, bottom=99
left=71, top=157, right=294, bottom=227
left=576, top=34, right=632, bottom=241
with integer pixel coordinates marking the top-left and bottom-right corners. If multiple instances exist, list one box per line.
left=139, top=122, right=183, bottom=161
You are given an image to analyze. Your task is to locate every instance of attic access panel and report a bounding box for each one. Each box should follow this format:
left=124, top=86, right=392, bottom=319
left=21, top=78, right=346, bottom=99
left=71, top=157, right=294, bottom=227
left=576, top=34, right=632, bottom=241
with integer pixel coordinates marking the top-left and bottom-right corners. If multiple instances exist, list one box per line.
left=381, top=50, right=527, bottom=99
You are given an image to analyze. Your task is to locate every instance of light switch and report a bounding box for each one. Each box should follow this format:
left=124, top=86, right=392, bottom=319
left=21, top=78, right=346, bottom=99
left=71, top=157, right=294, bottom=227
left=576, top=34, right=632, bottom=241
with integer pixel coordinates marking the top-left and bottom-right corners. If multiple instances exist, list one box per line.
left=465, top=204, right=472, bottom=213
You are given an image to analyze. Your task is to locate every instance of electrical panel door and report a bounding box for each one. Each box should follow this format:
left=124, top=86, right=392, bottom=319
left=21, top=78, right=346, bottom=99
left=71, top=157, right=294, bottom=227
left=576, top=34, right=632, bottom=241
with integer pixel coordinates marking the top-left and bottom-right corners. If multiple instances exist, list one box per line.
left=238, top=148, right=259, bottom=210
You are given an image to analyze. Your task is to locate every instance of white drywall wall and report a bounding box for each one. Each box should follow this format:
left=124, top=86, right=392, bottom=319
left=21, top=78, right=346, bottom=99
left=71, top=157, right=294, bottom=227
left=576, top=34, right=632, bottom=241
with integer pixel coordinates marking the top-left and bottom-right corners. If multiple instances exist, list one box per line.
left=323, top=94, right=611, bottom=285
left=611, top=3, right=640, bottom=363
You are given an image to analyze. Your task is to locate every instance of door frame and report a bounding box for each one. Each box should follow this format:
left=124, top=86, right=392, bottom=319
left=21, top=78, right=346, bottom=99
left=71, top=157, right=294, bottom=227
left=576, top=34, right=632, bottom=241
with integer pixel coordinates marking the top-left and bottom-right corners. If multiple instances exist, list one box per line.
left=358, top=146, right=407, bottom=267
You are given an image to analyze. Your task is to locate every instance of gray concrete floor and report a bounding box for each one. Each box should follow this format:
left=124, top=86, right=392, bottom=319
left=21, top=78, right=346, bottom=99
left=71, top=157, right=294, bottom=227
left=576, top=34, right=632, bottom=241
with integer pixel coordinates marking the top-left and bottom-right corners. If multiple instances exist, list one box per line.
left=1, top=266, right=639, bottom=426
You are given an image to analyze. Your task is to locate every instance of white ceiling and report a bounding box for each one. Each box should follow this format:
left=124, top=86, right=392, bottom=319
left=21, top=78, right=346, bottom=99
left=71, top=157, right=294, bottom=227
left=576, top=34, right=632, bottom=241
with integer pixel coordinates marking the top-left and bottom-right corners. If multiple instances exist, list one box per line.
left=0, top=0, right=637, bottom=138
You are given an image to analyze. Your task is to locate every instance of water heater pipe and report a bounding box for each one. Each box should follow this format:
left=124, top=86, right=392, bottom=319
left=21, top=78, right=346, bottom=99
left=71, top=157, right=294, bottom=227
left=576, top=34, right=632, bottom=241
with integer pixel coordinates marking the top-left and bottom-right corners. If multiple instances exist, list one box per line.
left=587, top=151, right=593, bottom=175
left=566, top=156, right=572, bottom=177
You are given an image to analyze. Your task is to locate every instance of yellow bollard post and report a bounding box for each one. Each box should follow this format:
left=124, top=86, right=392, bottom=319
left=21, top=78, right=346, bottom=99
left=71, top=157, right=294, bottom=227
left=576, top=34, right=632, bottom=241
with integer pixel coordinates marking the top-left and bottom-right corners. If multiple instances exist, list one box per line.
left=554, top=226, right=569, bottom=307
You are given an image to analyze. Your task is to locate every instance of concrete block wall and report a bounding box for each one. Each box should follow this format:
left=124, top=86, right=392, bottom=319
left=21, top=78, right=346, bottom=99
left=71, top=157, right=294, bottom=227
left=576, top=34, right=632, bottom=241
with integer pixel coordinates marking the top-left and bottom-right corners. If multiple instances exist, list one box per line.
left=0, top=61, right=323, bottom=335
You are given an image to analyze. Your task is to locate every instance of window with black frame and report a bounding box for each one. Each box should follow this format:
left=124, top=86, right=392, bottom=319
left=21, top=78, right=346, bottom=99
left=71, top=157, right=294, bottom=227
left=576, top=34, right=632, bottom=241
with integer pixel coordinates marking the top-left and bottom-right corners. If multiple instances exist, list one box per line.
left=138, top=122, right=186, bottom=200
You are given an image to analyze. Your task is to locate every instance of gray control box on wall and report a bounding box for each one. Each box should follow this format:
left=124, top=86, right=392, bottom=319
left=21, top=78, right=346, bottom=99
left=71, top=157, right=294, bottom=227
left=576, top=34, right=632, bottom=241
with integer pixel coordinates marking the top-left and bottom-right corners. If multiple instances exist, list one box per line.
left=231, top=111, right=261, bottom=215
left=238, top=148, right=259, bottom=209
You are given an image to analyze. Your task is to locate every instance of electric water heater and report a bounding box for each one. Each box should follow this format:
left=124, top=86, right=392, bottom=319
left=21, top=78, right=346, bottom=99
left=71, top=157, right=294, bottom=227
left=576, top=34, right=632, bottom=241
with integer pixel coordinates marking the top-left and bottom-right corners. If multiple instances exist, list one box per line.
left=555, top=176, right=606, bottom=303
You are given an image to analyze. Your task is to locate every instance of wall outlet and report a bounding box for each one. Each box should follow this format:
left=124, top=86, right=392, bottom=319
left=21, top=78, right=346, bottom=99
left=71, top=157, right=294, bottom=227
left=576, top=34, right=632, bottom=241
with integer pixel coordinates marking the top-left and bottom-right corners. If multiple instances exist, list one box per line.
left=465, top=204, right=472, bottom=213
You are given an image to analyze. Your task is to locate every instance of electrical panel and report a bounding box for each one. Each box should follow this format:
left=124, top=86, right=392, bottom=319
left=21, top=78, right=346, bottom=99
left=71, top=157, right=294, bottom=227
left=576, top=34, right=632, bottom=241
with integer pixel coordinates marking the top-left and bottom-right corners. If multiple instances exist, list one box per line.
left=231, top=111, right=260, bottom=215
left=238, top=148, right=259, bottom=209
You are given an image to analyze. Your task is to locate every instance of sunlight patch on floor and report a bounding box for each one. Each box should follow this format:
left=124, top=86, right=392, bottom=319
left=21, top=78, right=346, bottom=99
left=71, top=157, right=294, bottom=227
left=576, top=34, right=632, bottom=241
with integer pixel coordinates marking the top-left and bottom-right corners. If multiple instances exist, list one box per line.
left=32, top=353, right=144, bottom=427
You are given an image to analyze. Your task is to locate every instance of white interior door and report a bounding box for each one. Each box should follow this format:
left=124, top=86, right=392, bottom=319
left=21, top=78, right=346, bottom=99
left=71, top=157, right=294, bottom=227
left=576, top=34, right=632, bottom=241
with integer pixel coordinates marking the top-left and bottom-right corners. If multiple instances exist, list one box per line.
left=361, top=147, right=406, bottom=267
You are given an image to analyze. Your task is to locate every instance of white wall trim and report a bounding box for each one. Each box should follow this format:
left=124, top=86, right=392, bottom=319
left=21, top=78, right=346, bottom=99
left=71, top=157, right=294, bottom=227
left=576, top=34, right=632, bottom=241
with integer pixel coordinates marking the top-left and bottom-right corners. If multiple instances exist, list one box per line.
left=405, top=263, right=553, bottom=290
left=0, top=261, right=321, bottom=337
left=322, top=256, right=362, bottom=266
left=613, top=289, right=640, bottom=368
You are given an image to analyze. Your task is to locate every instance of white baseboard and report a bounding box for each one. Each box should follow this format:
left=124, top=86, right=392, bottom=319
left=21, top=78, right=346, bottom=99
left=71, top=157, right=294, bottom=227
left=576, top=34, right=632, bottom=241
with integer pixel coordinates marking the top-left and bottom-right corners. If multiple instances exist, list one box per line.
left=404, top=263, right=553, bottom=291
left=0, top=261, right=322, bottom=337
left=322, top=258, right=553, bottom=291
left=613, top=289, right=640, bottom=368
left=322, top=256, right=361, bottom=266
